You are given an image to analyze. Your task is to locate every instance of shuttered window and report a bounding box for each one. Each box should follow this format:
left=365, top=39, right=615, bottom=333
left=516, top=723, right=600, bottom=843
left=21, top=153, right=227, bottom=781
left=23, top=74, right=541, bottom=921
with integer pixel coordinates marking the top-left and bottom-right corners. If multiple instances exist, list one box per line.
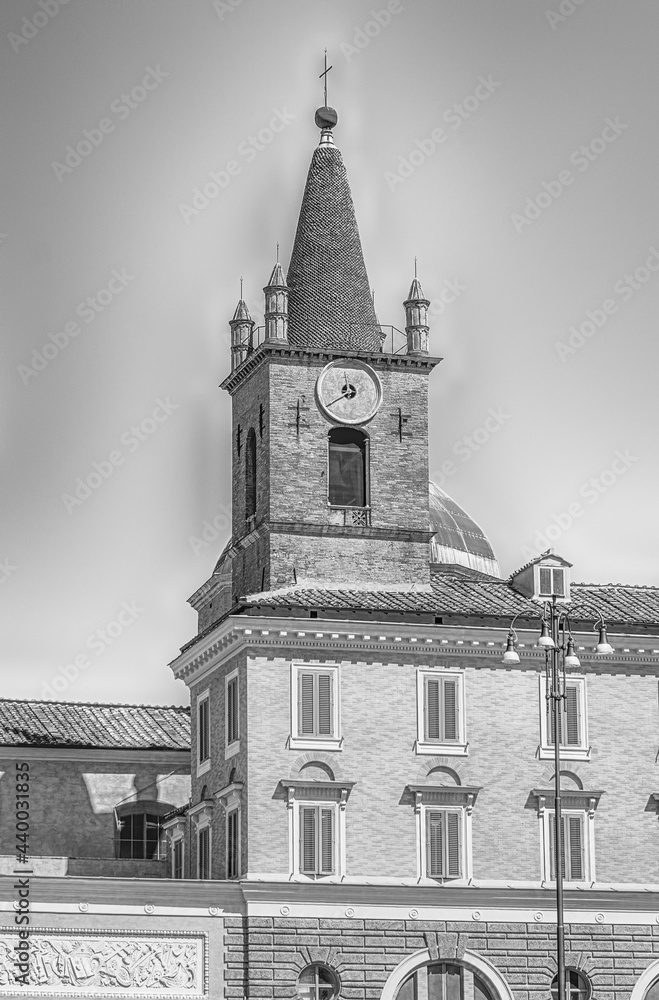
left=197, top=826, right=210, bottom=880
left=227, top=809, right=239, bottom=878
left=300, top=805, right=335, bottom=876
left=198, top=697, right=210, bottom=763
left=424, top=675, right=460, bottom=743
left=226, top=676, right=239, bottom=746
left=547, top=680, right=583, bottom=747
left=298, top=670, right=334, bottom=737
left=549, top=813, right=585, bottom=881
left=172, top=839, right=183, bottom=879
left=426, top=809, right=462, bottom=879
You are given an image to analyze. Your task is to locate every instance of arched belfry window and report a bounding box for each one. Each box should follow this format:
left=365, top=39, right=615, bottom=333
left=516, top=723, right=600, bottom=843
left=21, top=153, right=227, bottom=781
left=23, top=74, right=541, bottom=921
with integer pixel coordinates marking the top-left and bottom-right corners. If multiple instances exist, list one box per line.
left=328, top=428, right=368, bottom=507
left=245, top=428, right=256, bottom=519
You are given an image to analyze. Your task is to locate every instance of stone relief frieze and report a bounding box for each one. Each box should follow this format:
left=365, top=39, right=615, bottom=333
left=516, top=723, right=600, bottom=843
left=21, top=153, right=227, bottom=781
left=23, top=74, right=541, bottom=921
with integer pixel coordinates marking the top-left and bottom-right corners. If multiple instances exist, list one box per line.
left=0, top=930, right=205, bottom=996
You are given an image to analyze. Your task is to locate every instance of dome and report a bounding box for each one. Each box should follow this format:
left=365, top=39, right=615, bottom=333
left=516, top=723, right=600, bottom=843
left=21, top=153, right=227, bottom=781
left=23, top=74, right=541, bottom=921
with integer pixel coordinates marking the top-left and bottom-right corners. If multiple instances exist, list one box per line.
left=429, top=481, right=500, bottom=577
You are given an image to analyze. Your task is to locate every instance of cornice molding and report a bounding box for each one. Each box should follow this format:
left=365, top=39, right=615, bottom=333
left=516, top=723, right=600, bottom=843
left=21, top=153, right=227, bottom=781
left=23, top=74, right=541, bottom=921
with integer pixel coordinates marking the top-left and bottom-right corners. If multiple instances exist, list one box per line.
left=170, top=615, right=659, bottom=687
left=220, top=344, right=442, bottom=394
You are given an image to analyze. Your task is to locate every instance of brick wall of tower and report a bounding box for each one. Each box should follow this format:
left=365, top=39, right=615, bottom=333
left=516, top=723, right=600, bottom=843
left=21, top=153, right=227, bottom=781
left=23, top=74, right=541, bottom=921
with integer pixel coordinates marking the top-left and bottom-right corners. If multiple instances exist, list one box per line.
left=241, top=646, right=659, bottom=883
left=224, top=354, right=434, bottom=597
left=223, top=915, right=659, bottom=1000
left=231, top=364, right=271, bottom=543
left=266, top=361, right=430, bottom=533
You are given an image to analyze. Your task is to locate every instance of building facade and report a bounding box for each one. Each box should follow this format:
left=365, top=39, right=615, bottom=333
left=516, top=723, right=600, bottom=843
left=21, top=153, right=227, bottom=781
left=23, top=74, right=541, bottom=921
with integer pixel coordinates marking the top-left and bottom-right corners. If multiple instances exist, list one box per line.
left=1, top=99, right=659, bottom=1000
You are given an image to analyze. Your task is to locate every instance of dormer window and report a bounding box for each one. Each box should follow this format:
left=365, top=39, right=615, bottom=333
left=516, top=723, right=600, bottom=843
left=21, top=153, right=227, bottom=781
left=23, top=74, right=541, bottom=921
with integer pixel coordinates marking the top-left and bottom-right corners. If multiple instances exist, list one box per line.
left=538, top=566, right=566, bottom=598
left=328, top=428, right=368, bottom=507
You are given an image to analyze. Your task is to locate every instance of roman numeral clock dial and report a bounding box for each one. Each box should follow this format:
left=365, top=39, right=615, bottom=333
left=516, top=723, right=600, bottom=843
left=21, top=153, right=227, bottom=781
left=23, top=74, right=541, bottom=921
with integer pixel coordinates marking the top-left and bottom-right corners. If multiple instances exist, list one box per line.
left=315, top=359, right=382, bottom=425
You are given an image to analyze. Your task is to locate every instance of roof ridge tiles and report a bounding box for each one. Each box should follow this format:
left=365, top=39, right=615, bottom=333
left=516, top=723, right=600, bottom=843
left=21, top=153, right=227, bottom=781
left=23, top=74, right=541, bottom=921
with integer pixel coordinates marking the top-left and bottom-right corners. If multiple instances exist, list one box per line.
left=0, top=697, right=189, bottom=711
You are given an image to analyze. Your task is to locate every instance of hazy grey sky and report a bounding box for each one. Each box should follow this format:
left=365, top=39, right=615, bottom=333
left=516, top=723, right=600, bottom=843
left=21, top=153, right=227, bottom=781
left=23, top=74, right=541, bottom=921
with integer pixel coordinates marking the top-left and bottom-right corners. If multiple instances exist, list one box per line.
left=2, top=0, right=658, bottom=706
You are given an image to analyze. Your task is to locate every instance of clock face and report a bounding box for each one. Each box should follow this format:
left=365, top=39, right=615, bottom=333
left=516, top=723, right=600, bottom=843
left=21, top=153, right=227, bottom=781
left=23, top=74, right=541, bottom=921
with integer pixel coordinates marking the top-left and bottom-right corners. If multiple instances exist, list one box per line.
left=315, top=359, right=382, bottom=425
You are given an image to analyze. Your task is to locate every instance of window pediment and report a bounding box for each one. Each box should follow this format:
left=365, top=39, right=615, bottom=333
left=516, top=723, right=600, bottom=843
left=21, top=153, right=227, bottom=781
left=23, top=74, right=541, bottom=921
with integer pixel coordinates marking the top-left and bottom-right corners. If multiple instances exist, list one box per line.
left=188, top=798, right=214, bottom=828
left=406, top=784, right=481, bottom=811
left=279, top=780, right=355, bottom=803
left=530, top=788, right=604, bottom=817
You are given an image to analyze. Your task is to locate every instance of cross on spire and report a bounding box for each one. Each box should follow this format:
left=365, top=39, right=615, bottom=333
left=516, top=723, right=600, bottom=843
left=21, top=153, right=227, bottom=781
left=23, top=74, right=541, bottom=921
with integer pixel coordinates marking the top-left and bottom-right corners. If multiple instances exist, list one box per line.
left=319, top=48, right=333, bottom=107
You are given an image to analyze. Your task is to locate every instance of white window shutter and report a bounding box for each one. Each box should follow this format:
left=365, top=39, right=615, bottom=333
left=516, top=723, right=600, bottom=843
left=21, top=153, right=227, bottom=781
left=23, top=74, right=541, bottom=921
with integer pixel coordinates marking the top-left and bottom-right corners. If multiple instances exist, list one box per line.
left=425, top=678, right=441, bottom=741
left=299, top=673, right=315, bottom=736
left=317, top=673, right=332, bottom=736
left=301, top=807, right=316, bottom=873
left=443, top=678, right=458, bottom=741
left=568, top=815, right=584, bottom=880
left=565, top=683, right=581, bottom=746
left=320, top=808, right=334, bottom=874
left=447, top=811, right=462, bottom=877
left=427, top=811, right=444, bottom=877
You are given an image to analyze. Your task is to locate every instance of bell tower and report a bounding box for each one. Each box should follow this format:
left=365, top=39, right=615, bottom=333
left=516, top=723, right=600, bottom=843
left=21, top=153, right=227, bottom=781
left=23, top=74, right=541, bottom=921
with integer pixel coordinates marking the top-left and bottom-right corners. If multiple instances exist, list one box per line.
left=189, top=99, right=442, bottom=631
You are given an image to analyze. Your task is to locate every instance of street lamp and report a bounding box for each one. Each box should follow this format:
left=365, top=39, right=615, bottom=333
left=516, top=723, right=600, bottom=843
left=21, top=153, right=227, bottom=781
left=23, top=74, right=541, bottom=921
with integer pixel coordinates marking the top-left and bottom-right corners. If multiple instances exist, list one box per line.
left=502, top=589, right=612, bottom=1000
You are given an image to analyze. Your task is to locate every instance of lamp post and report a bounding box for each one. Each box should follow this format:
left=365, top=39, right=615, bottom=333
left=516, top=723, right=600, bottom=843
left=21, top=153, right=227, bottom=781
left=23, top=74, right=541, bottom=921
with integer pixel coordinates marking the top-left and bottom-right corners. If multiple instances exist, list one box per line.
left=503, top=602, right=612, bottom=1000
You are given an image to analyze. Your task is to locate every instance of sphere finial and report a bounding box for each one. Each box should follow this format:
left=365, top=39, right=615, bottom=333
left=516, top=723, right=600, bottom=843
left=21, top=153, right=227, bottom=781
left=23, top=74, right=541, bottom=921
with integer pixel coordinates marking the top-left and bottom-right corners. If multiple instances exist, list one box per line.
left=316, top=49, right=338, bottom=135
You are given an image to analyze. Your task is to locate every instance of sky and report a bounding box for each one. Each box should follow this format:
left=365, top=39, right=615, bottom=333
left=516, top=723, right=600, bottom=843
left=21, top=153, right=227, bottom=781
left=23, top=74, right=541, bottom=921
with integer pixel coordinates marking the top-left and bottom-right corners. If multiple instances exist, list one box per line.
left=2, top=0, right=658, bottom=707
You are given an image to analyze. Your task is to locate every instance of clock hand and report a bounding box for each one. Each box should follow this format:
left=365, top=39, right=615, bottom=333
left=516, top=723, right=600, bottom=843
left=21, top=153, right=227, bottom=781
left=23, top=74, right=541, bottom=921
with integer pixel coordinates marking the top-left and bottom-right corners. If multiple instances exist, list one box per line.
left=326, top=389, right=350, bottom=407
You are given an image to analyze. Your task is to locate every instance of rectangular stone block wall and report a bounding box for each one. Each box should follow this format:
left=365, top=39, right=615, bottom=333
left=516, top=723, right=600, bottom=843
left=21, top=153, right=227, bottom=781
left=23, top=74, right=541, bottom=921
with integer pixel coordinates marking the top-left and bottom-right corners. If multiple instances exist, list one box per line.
left=223, top=915, right=659, bottom=1000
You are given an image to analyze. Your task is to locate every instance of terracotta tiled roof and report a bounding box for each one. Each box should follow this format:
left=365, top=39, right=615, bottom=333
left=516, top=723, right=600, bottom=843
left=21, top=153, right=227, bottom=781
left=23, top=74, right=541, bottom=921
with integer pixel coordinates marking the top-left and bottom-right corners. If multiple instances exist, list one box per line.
left=0, top=699, right=190, bottom=750
left=241, top=569, right=659, bottom=627
left=287, top=143, right=381, bottom=352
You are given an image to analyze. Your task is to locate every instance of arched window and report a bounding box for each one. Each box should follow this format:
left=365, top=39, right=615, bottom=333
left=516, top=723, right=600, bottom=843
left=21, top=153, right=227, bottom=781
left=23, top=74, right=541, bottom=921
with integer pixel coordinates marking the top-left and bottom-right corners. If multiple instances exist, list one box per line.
left=396, top=963, right=495, bottom=1000
left=245, top=428, right=256, bottom=519
left=115, top=801, right=175, bottom=860
left=297, top=964, right=339, bottom=1000
left=551, top=971, right=590, bottom=1000
left=328, top=428, right=367, bottom=507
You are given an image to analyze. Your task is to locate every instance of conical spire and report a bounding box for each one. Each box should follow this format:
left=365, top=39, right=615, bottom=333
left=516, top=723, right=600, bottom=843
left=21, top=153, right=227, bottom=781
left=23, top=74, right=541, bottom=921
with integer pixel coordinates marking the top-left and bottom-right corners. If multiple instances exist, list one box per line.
left=263, top=251, right=289, bottom=344
left=287, top=108, right=382, bottom=353
left=229, top=281, right=254, bottom=370
left=404, top=264, right=430, bottom=356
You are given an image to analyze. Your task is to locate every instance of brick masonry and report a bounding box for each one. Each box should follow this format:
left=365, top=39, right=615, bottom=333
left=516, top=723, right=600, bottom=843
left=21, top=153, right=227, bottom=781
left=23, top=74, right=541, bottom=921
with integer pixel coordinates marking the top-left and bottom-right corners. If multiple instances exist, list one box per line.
left=223, top=915, right=659, bottom=1000
left=213, top=351, right=435, bottom=612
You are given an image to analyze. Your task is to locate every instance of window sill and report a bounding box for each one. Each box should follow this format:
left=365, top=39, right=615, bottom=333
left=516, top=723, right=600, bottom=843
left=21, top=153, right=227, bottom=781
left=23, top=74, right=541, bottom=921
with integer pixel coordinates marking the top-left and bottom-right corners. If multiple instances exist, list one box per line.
left=288, top=736, right=343, bottom=752
left=225, top=740, right=240, bottom=761
left=538, top=745, right=591, bottom=761
left=196, top=758, right=211, bottom=777
left=414, top=741, right=468, bottom=757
